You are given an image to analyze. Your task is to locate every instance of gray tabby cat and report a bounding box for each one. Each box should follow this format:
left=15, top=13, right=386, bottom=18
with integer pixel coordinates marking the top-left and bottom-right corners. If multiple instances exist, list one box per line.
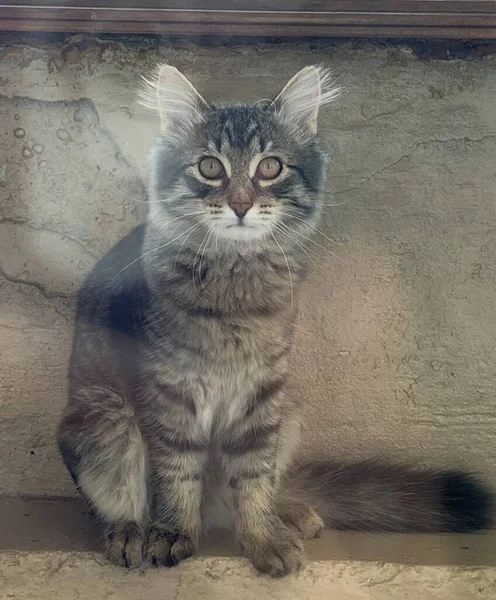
left=58, top=65, right=492, bottom=577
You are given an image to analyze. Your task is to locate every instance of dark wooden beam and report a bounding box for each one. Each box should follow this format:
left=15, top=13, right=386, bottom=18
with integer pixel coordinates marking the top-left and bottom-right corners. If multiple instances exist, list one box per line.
left=0, top=1, right=495, bottom=39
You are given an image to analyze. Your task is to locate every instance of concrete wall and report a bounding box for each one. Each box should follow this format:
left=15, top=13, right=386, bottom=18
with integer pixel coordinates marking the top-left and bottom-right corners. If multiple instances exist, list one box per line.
left=1, top=35, right=495, bottom=497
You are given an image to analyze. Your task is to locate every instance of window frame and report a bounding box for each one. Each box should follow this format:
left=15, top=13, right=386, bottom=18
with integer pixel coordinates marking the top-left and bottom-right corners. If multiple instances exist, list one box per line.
left=0, top=1, right=495, bottom=39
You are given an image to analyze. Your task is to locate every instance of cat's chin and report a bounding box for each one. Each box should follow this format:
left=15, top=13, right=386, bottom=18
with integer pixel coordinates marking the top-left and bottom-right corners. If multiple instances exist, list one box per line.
left=214, top=224, right=269, bottom=244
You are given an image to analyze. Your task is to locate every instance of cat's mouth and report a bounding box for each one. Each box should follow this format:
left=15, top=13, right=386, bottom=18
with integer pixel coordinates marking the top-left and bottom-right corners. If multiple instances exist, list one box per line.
left=215, top=213, right=268, bottom=242
left=227, top=222, right=254, bottom=228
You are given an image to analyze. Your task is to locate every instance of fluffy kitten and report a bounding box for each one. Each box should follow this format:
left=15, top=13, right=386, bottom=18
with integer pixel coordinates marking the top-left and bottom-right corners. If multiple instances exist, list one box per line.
left=58, top=65, right=492, bottom=577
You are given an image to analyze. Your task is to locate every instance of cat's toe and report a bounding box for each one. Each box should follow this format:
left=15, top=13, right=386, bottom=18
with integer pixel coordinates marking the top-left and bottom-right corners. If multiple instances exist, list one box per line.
left=146, top=526, right=173, bottom=566
left=241, top=526, right=304, bottom=577
left=146, top=527, right=198, bottom=567
left=279, top=500, right=324, bottom=539
left=168, top=535, right=198, bottom=566
left=105, top=522, right=146, bottom=569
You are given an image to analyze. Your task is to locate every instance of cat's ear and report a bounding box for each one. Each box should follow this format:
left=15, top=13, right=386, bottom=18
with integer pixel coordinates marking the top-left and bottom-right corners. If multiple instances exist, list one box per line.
left=273, top=66, right=339, bottom=137
left=140, top=65, right=208, bottom=138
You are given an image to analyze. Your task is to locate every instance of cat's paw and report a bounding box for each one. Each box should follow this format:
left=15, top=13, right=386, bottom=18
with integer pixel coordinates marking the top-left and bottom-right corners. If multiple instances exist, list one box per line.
left=168, top=534, right=198, bottom=565
left=146, top=526, right=198, bottom=567
left=105, top=522, right=146, bottom=569
left=279, top=500, right=324, bottom=539
left=240, top=526, right=304, bottom=577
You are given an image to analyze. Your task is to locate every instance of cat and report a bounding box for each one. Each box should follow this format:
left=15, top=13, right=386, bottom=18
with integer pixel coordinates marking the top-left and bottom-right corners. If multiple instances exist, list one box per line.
left=58, top=65, right=493, bottom=577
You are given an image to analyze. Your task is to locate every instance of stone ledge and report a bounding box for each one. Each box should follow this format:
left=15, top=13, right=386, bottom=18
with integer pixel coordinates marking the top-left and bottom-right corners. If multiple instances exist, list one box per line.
left=1, top=497, right=496, bottom=598
left=1, top=551, right=496, bottom=600
left=1, top=496, right=495, bottom=567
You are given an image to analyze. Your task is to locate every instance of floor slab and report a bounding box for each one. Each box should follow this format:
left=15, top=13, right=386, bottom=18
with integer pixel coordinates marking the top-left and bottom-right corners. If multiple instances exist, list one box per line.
left=1, top=496, right=495, bottom=567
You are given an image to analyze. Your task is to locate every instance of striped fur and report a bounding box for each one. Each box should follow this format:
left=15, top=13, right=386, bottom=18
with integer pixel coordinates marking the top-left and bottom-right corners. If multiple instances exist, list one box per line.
left=58, top=66, right=493, bottom=577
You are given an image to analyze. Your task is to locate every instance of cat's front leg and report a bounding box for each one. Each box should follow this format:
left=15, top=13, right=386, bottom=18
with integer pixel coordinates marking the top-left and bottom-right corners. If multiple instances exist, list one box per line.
left=221, top=388, right=304, bottom=577
left=142, top=384, right=207, bottom=567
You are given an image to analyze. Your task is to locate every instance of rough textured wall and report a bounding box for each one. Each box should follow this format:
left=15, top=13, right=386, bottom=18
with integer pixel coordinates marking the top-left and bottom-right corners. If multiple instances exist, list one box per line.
left=0, top=35, right=495, bottom=497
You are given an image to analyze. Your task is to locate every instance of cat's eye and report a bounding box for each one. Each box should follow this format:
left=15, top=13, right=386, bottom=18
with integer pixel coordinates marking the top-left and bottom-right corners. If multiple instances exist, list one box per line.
left=256, top=157, right=282, bottom=180
left=199, top=157, right=224, bottom=179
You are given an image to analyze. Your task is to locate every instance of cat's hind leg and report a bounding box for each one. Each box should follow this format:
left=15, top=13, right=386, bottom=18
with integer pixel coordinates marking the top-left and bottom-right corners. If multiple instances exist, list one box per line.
left=58, top=386, right=149, bottom=568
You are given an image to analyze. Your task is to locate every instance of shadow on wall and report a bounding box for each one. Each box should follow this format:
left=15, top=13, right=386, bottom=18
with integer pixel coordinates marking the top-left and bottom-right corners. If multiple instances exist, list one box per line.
left=0, top=93, right=145, bottom=496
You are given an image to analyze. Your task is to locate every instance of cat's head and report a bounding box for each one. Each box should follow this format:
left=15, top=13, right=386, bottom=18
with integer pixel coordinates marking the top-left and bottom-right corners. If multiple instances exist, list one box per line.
left=141, top=65, right=339, bottom=247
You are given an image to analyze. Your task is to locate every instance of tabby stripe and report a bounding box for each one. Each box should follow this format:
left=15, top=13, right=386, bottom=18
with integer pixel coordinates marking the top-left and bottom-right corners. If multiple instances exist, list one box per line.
left=222, top=122, right=236, bottom=148
left=178, top=472, right=202, bottom=482
left=229, top=469, right=274, bottom=487
left=244, top=126, right=261, bottom=149
left=185, top=305, right=225, bottom=319
left=158, top=430, right=206, bottom=453
left=287, top=163, right=318, bottom=193
left=267, top=346, right=291, bottom=368
left=286, top=197, right=314, bottom=217
left=156, top=384, right=197, bottom=416
left=221, top=421, right=281, bottom=455
left=184, top=303, right=281, bottom=319
left=153, top=462, right=203, bottom=478
left=245, top=377, right=285, bottom=417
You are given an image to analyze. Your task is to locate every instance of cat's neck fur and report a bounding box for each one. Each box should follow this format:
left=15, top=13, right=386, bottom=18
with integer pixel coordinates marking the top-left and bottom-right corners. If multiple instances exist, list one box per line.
left=143, top=221, right=308, bottom=318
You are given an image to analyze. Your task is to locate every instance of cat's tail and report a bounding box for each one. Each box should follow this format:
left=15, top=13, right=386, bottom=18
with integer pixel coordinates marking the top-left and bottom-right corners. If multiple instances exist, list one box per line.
left=283, top=460, right=494, bottom=532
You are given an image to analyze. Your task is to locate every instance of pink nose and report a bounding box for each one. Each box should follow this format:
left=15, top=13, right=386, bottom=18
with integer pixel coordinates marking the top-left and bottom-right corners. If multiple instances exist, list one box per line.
left=229, top=201, right=253, bottom=219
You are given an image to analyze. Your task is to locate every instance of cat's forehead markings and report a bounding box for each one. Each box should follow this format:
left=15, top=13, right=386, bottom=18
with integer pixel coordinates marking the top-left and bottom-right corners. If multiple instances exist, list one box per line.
left=207, top=141, right=218, bottom=154
left=245, top=122, right=260, bottom=147
left=261, top=141, right=273, bottom=153
left=245, top=122, right=257, bottom=136
left=219, top=131, right=232, bottom=154
left=248, top=132, right=263, bottom=154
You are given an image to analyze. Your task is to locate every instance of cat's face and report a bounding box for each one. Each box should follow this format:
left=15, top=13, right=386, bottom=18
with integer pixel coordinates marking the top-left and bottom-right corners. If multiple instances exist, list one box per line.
left=144, top=66, right=338, bottom=247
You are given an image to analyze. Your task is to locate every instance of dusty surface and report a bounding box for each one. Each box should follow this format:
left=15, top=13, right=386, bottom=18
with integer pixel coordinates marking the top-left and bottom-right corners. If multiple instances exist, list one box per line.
left=2, top=497, right=496, bottom=599
left=3, top=497, right=496, bottom=568
left=1, top=550, right=496, bottom=600
left=0, top=34, right=495, bottom=499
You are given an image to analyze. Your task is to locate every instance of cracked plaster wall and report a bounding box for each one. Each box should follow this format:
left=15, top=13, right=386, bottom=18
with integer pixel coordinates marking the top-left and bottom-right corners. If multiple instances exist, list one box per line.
left=0, top=35, right=495, bottom=497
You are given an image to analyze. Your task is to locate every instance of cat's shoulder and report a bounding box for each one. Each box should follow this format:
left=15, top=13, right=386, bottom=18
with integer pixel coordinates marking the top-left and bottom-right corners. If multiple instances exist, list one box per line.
left=77, top=225, right=149, bottom=325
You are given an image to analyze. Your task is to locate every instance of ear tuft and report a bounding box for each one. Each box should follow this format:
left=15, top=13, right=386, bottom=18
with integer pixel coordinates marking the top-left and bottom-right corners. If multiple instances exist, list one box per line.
left=273, top=65, right=340, bottom=137
left=138, top=64, right=207, bottom=139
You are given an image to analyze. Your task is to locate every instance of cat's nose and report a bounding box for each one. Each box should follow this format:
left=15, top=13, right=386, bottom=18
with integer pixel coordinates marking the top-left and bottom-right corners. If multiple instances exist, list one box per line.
left=227, top=189, right=253, bottom=219
left=228, top=198, right=253, bottom=219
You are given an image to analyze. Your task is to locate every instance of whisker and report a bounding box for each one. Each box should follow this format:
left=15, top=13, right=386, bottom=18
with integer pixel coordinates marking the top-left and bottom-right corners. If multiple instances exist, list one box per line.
left=279, top=211, right=343, bottom=246
left=277, top=222, right=321, bottom=257
left=153, top=211, right=205, bottom=237
left=191, top=230, right=210, bottom=300
left=295, top=231, right=345, bottom=263
left=106, top=179, right=156, bottom=205
left=198, top=228, right=214, bottom=292
left=173, top=221, right=204, bottom=271
left=274, top=224, right=317, bottom=268
left=322, top=199, right=351, bottom=208
left=277, top=221, right=346, bottom=264
left=115, top=222, right=203, bottom=276
left=270, top=228, right=294, bottom=311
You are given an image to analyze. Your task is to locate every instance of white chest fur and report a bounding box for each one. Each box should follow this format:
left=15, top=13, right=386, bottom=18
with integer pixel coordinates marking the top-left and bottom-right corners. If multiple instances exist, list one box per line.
left=194, top=358, right=262, bottom=436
